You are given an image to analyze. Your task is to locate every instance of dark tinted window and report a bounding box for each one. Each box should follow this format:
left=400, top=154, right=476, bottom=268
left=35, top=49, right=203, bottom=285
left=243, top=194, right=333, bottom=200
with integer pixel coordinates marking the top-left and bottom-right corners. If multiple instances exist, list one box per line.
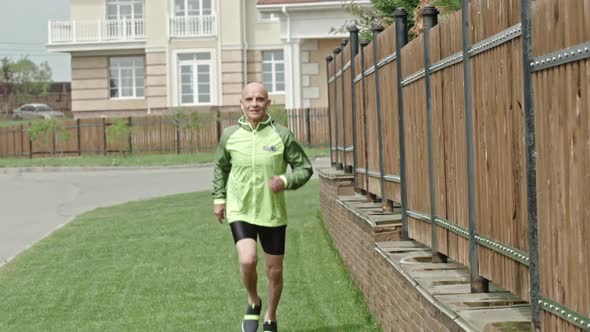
left=36, top=105, right=51, bottom=112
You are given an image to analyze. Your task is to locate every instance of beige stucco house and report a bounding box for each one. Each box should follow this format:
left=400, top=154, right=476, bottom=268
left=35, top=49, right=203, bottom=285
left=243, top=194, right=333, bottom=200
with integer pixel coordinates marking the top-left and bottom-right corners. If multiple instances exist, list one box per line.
left=47, top=0, right=369, bottom=118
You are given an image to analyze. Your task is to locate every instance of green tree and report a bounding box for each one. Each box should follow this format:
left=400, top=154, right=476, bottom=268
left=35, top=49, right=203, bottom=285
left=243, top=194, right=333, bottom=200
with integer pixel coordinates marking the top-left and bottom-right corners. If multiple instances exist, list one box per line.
left=10, top=57, right=53, bottom=97
left=173, top=109, right=213, bottom=152
left=334, top=0, right=460, bottom=41
left=431, top=0, right=462, bottom=13
left=269, top=105, right=288, bottom=126
left=106, top=118, right=133, bottom=155
left=373, top=0, right=421, bottom=28
left=28, top=118, right=71, bottom=157
left=1, top=57, right=12, bottom=83
left=1, top=57, right=52, bottom=108
left=1, top=57, right=13, bottom=116
left=332, top=0, right=420, bottom=40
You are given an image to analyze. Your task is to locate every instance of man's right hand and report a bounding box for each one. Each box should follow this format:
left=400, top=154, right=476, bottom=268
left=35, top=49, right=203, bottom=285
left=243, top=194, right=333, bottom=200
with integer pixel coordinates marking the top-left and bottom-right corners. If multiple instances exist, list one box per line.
left=214, top=204, right=226, bottom=224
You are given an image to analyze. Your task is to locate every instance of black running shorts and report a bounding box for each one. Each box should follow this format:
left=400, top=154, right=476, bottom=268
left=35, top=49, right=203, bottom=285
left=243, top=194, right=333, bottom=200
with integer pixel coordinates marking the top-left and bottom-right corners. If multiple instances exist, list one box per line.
left=230, top=221, right=286, bottom=256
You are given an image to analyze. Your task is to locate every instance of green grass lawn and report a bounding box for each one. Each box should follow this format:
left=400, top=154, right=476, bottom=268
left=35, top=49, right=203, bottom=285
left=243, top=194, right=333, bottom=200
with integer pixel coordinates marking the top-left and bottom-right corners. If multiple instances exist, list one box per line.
left=0, top=181, right=380, bottom=331
left=0, top=147, right=329, bottom=168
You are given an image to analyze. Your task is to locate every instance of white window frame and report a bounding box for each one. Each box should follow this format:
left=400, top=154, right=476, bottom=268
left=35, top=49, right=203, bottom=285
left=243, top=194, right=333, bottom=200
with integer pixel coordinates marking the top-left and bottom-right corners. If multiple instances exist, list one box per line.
left=173, top=49, right=216, bottom=106
left=174, top=0, right=213, bottom=17
left=109, top=56, right=145, bottom=100
left=106, top=0, right=144, bottom=19
left=262, top=50, right=285, bottom=94
left=257, top=11, right=280, bottom=23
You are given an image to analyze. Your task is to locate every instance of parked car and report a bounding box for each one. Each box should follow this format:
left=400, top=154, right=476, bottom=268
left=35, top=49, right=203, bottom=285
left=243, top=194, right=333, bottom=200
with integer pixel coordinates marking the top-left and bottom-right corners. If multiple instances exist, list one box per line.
left=12, top=104, right=65, bottom=120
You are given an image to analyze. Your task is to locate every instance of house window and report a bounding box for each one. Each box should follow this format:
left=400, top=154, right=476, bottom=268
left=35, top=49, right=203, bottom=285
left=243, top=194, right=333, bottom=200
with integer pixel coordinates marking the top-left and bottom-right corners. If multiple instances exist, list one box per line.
left=178, top=52, right=213, bottom=105
left=107, top=0, right=144, bottom=19
left=262, top=51, right=285, bottom=93
left=258, top=12, right=280, bottom=22
left=175, top=0, right=212, bottom=16
left=109, top=56, right=145, bottom=99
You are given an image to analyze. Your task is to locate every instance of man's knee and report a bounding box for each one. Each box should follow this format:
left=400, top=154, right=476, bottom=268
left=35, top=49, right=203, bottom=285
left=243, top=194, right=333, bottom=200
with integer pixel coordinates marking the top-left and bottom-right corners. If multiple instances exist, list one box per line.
left=265, top=263, right=283, bottom=281
left=239, top=253, right=258, bottom=268
left=236, top=238, right=258, bottom=268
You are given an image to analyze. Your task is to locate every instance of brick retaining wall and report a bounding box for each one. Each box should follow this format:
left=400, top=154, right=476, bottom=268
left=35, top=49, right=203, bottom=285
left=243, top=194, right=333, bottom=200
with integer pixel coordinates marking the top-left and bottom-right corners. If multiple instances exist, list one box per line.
left=319, top=168, right=464, bottom=332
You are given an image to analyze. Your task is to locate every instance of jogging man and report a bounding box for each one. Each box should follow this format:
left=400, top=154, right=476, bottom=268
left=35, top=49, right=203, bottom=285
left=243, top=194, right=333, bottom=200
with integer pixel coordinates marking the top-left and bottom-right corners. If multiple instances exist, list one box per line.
left=212, top=82, right=313, bottom=332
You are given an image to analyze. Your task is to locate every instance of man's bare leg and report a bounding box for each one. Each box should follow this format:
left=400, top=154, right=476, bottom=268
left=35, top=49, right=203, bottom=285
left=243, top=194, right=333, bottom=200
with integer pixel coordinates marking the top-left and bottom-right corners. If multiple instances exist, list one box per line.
left=236, top=238, right=261, bottom=305
left=263, top=253, right=284, bottom=322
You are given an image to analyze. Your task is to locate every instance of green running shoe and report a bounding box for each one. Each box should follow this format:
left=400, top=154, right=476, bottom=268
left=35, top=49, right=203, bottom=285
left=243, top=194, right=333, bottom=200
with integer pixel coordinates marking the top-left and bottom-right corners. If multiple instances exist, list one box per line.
left=242, top=299, right=262, bottom=332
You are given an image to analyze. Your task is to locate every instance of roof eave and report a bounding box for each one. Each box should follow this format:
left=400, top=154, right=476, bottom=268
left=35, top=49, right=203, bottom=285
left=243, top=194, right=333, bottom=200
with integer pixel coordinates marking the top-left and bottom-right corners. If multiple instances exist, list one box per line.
left=257, top=0, right=371, bottom=12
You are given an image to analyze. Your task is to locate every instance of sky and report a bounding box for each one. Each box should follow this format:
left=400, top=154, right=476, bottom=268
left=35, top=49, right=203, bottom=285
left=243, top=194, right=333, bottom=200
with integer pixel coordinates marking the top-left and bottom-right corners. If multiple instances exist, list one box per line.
left=0, top=0, right=71, bottom=82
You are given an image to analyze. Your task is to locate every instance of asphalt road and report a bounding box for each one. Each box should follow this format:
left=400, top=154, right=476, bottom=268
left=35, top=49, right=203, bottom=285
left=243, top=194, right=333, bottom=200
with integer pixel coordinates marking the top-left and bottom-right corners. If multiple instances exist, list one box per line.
left=0, top=158, right=329, bottom=267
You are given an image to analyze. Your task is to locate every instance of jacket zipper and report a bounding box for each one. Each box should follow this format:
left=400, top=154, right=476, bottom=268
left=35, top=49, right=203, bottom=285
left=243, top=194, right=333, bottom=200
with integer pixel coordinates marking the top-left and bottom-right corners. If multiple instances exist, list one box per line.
left=251, top=128, right=257, bottom=221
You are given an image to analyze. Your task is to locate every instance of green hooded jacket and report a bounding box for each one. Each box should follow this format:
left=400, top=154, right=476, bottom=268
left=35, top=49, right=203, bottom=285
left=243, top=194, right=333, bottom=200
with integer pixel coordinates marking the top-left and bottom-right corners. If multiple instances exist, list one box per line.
left=212, top=114, right=313, bottom=227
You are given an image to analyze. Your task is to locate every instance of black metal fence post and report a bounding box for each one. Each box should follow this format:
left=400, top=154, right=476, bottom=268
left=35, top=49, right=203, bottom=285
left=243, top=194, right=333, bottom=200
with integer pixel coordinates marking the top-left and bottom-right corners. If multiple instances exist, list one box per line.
left=11, top=128, right=15, bottom=157
left=333, top=47, right=342, bottom=170
left=1, top=128, right=4, bottom=157
left=372, top=24, right=386, bottom=203
left=461, top=0, right=489, bottom=293
left=11, top=129, right=17, bottom=157
left=175, top=116, right=180, bottom=154
left=394, top=8, right=410, bottom=240
left=348, top=25, right=360, bottom=188
left=102, top=117, right=107, bottom=156
left=128, top=116, right=133, bottom=154
left=51, top=126, right=56, bottom=156
left=76, top=118, right=81, bottom=156
left=521, top=0, right=541, bottom=329
left=9, top=128, right=14, bottom=158
left=422, top=5, right=447, bottom=263
left=216, top=109, right=222, bottom=143
left=305, top=108, right=312, bottom=146
left=20, top=124, right=24, bottom=158
left=326, top=56, right=334, bottom=166
left=340, top=39, right=349, bottom=173
left=360, top=39, right=370, bottom=195
left=28, top=125, right=32, bottom=159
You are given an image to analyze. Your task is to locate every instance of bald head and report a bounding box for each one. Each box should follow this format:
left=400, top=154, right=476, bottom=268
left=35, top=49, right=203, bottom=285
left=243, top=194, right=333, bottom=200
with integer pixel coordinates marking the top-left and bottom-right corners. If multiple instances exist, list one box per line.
left=241, top=81, right=269, bottom=100
left=240, top=82, right=272, bottom=127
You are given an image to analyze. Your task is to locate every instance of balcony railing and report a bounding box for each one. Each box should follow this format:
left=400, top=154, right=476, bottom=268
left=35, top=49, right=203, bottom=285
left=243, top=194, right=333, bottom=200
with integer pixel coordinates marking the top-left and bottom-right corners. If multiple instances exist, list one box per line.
left=170, top=15, right=216, bottom=38
left=48, top=19, right=145, bottom=44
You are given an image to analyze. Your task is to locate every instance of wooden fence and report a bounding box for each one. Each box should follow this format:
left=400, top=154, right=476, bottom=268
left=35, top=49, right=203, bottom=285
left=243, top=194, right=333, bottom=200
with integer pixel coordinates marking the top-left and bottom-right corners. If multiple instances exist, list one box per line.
left=327, top=0, right=589, bottom=331
left=0, top=108, right=329, bottom=158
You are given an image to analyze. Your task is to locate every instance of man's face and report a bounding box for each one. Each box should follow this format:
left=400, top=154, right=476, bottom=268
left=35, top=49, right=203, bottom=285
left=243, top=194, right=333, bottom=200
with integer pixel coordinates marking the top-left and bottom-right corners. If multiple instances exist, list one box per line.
left=240, top=83, right=271, bottom=124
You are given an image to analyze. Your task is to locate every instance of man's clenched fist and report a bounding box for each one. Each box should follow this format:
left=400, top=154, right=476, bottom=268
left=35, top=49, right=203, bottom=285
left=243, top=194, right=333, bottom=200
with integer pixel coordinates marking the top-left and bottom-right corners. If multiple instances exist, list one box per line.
left=269, top=176, right=285, bottom=193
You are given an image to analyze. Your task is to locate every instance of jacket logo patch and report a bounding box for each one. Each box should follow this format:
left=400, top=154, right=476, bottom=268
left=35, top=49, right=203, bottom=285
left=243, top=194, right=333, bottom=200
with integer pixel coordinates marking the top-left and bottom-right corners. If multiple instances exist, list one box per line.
left=263, top=145, right=277, bottom=152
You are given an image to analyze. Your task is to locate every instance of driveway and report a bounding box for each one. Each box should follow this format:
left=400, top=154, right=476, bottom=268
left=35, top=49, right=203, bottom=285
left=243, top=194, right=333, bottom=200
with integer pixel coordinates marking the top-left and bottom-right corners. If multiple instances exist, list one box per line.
left=0, top=158, right=330, bottom=266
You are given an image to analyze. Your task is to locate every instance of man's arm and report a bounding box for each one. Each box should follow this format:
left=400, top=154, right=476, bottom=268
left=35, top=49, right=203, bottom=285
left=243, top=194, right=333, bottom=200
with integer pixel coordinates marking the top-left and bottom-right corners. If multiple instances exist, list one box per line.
left=212, top=139, right=231, bottom=204
left=279, top=131, right=313, bottom=190
left=212, top=127, right=237, bottom=222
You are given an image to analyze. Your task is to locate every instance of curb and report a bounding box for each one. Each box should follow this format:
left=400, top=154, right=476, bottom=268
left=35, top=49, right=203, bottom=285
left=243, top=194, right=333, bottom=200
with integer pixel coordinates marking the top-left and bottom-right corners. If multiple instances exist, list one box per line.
left=0, top=157, right=330, bottom=174
left=0, top=163, right=214, bottom=174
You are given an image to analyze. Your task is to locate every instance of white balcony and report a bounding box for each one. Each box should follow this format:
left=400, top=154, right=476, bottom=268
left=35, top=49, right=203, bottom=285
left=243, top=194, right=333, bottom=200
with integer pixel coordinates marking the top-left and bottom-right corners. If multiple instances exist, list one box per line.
left=48, top=19, right=145, bottom=51
left=170, top=15, right=217, bottom=38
